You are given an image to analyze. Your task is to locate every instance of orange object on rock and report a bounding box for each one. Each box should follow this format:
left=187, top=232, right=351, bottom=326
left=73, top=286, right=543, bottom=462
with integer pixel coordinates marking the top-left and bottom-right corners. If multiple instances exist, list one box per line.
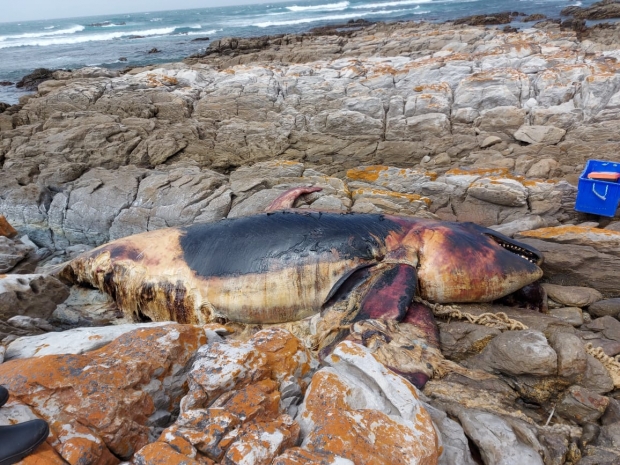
left=0, top=215, right=17, bottom=238
left=587, top=171, right=620, bottom=181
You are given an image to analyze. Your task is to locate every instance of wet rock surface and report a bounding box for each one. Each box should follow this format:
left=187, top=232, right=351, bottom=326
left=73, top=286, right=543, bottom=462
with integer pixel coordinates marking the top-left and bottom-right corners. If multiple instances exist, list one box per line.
left=562, top=0, right=620, bottom=20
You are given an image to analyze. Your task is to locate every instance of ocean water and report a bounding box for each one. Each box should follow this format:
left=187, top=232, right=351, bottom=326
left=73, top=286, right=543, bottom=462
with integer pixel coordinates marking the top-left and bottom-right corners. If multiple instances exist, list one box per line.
left=0, top=0, right=596, bottom=103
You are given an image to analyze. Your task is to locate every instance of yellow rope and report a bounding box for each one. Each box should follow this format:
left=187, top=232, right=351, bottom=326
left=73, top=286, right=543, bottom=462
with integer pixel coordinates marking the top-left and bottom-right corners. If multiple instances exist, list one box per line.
left=414, top=297, right=528, bottom=331
left=585, top=343, right=620, bottom=389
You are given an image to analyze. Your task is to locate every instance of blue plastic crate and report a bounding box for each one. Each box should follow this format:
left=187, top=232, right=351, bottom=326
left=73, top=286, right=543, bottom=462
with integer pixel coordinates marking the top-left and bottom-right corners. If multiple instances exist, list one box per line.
left=575, top=159, right=620, bottom=217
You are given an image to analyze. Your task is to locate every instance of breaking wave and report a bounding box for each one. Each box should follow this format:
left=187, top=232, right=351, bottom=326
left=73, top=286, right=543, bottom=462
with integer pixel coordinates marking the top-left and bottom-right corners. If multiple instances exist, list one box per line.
left=351, top=0, right=431, bottom=8
left=0, top=27, right=176, bottom=49
left=286, top=2, right=350, bottom=12
left=187, top=29, right=221, bottom=36
left=254, top=9, right=408, bottom=27
left=0, top=25, right=84, bottom=41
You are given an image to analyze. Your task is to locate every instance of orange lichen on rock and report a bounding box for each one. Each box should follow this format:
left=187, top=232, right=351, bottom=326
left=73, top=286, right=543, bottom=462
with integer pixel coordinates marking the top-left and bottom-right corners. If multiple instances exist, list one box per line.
left=163, top=410, right=241, bottom=460
left=137, top=329, right=311, bottom=464
left=346, top=165, right=388, bottom=182
left=522, top=179, right=556, bottom=187
left=272, top=448, right=345, bottom=465
left=352, top=188, right=432, bottom=206
left=520, top=225, right=620, bottom=239
left=518, top=225, right=620, bottom=258
left=59, top=433, right=119, bottom=465
left=223, top=415, right=300, bottom=465
left=15, top=442, right=66, bottom=465
left=412, top=82, right=451, bottom=93
left=347, top=165, right=437, bottom=185
left=133, top=442, right=206, bottom=465
left=0, top=215, right=17, bottom=238
left=0, top=324, right=206, bottom=463
left=159, top=433, right=197, bottom=458
left=146, top=73, right=179, bottom=87
left=299, top=371, right=439, bottom=465
left=220, top=379, right=281, bottom=422
left=251, top=326, right=313, bottom=382
left=446, top=167, right=512, bottom=177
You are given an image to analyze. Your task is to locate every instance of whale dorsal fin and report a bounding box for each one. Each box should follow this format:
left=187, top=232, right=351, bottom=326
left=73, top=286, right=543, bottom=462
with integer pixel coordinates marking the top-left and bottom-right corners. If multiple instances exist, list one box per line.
left=265, top=186, right=323, bottom=211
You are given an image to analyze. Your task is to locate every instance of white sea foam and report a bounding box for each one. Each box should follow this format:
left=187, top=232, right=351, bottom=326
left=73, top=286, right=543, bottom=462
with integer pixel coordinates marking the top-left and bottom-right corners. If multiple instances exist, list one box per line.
left=150, top=18, right=163, bottom=21
left=187, top=29, right=221, bottom=35
left=286, top=1, right=350, bottom=12
left=254, top=9, right=407, bottom=27
left=0, top=25, right=84, bottom=41
left=43, top=26, right=55, bottom=30
left=351, top=0, right=430, bottom=8
left=0, top=27, right=176, bottom=49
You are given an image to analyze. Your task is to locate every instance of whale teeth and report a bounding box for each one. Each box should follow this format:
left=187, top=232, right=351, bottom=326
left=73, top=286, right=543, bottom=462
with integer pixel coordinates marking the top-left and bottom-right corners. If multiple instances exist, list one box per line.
left=497, top=240, right=537, bottom=264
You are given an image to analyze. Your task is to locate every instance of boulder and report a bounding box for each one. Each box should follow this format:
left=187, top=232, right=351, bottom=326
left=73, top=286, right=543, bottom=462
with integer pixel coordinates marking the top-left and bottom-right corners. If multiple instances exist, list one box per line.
left=578, top=446, right=620, bottom=465
left=466, top=329, right=557, bottom=376
left=0, top=274, right=70, bottom=321
left=132, top=328, right=312, bottom=464
left=580, top=355, right=615, bottom=394
left=588, top=299, right=620, bottom=318
left=514, top=125, right=566, bottom=144
left=582, top=316, right=620, bottom=343
left=455, top=408, right=544, bottom=465
left=467, top=177, right=528, bottom=207
left=547, top=307, right=584, bottom=327
left=517, top=228, right=620, bottom=297
left=601, top=398, right=620, bottom=425
left=547, top=332, right=587, bottom=379
left=424, top=403, right=477, bottom=465
left=542, top=284, right=603, bottom=308
left=0, top=236, right=33, bottom=273
left=50, top=286, right=122, bottom=327
left=556, top=385, right=609, bottom=425
left=526, top=158, right=560, bottom=179
left=480, top=135, right=503, bottom=148
left=296, top=341, right=440, bottom=464
left=597, top=423, right=620, bottom=449
left=562, top=0, right=620, bottom=20
left=439, top=321, right=501, bottom=362
left=4, top=322, right=171, bottom=360
left=16, top=68, right=55, bottom=90
left=0, top=324, right=206, bottom=462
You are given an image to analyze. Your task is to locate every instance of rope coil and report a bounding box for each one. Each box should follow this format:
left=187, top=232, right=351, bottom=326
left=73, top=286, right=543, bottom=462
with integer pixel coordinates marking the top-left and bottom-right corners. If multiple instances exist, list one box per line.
left=414, top=297, right=528, bottom=331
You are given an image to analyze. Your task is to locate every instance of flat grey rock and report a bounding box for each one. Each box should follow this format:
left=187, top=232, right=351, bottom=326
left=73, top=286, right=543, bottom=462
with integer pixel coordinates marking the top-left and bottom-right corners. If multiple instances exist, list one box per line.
left=5, top=322, right=170, bottom=360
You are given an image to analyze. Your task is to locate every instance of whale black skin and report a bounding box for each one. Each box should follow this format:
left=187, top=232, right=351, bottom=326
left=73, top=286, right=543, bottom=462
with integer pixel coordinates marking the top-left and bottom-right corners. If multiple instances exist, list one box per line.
left=60, top=209, right=543, bottom=326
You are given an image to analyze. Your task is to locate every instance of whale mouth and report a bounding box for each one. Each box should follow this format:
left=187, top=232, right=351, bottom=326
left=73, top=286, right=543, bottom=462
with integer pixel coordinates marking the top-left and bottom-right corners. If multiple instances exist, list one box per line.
left=485, top=234, right=543, bottom=265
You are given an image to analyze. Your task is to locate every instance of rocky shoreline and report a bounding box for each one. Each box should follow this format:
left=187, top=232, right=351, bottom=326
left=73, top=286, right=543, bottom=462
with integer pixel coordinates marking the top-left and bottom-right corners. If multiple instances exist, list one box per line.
left=2, top=14, right=620, bottom=465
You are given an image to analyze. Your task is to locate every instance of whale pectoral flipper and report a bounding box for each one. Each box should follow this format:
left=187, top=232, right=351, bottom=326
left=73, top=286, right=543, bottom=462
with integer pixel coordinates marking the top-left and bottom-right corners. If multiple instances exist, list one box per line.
left=402, top=300, right=440, bottom=348
left=353, top=263, right=418, bottom=323
left=317, top=264, right=418, bottom=358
